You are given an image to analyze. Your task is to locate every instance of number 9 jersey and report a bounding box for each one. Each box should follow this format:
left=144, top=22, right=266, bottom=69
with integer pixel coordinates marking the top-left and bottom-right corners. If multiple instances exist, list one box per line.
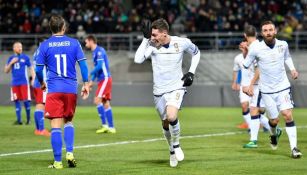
left=36, top=35, right=86, bottom=94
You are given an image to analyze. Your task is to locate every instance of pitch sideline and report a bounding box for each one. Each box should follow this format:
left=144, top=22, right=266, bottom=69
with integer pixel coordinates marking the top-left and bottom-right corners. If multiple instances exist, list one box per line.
left=1, top=126, right=306, bottom=157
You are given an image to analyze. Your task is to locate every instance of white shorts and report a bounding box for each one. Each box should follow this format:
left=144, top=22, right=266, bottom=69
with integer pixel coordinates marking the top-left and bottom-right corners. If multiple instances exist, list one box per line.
left=239, top=86, right=250, bottom=103
left=261, top=88, right=294, bottom=119
left=154, top=89, right=185, bottom=120
left=250, top=85, right=265, bottom=108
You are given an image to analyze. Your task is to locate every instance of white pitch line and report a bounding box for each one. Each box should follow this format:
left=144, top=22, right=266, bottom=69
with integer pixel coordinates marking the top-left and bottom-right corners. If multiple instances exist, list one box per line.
left=1, top=126, right=307, bottom=157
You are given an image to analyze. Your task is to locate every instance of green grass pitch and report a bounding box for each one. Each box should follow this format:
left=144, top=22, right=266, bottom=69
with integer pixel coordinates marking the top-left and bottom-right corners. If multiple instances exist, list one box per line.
left=0, top=106, right=306, bottom=175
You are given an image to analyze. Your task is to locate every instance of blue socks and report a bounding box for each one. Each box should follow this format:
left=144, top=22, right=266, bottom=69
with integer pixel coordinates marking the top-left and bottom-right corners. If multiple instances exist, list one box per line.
left=14, top=101, right=21, bottom=123
left=105, top=107, right=114, bottom=128
left=34, top=110, right=44, bottom=130
left=24, top=101, right=31, bottom=123
left=51, top=128, right=62, bottom=162
left=64, top=123, right=74, bottom=153
left=97, top=104, right=107, bottom=125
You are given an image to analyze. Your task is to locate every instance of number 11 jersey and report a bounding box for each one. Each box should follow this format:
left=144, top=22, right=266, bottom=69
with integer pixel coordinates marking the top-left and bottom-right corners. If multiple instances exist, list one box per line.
left=36, top=35, right=86, bottom=94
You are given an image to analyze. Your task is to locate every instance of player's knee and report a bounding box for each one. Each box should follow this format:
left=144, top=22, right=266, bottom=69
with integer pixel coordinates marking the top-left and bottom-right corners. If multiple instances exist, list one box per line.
left=241, top=103, right=249, bottom=112
left=167, top=115, right=177, bottom=122
left=281, top=109, right=293, bottom=121
left=103, top=100, right=111, bottom=109
left=94, top=97, right=101, bottom=105
left=270, top=118, right=279, bottom=126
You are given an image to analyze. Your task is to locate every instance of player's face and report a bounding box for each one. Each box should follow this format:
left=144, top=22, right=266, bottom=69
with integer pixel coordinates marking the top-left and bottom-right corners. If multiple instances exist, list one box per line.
left=261, top=24, right=277, bottom=43
left=151, top=29, right=167, bottom=47
left=13, top=43, right=22, bottom=54
left=85, top=39, right=91, bottom=49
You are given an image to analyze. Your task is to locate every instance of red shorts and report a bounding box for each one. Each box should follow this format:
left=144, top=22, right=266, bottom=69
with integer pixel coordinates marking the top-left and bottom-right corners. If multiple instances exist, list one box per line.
left=45, top=93, right=77, bottom=119
left=96, top=77, right=112, bottom=100
left=33, top=87, right=46, bottom=104
left=11, top=85, right=31, bottom=101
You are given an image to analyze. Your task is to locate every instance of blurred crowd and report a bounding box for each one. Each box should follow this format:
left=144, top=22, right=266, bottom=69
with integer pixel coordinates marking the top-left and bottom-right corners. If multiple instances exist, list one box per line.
left=0, top=0, right=306, bottom=40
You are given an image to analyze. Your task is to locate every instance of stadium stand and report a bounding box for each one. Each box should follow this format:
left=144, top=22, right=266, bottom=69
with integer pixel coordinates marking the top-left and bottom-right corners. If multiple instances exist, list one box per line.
left=0, top=0, right=305, bottom=34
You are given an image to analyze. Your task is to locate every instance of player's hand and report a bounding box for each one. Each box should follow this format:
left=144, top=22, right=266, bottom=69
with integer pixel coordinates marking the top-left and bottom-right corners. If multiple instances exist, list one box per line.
left=10, top=57, right=19, bottom=65
left=181, top=72, right=194, bottom=87
left=291, top=70, right=298, bottom=80
left=141, top=17, right=152, bottom=39
left=81, top=82, right=90, bottom=100
left=247, top=85, right=254, bottom=96
left=231, top=82, right=240, bottom=91
left=40, top=82, right=47, bottom=91
left=89, top=81, right=93, bottom=90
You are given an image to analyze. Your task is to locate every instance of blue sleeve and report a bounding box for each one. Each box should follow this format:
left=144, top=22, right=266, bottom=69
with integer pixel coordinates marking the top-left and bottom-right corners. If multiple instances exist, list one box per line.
left=78, top=59, right=88, bottom=82
left=36, top=45, right=45, bottom=65
left=236, top=69, right=242, bottom=84
left=35, top=65, right=44, bottom=83
left=90, top=60, right=102, bottom=75
left=76, top=40, right=86, bottom=61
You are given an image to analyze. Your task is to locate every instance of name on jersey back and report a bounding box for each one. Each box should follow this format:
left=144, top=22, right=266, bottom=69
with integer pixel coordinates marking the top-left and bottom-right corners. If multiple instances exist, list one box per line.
left=48, top=41, right=70, bottom=47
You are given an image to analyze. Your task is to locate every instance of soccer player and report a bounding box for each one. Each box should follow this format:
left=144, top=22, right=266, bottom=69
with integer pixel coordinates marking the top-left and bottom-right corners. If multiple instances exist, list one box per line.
left=32, top=40, right=50, bottom=136
left=36, top=15, right=90, bottom=169
left=85, top=35, right=116, bottom=134
left=238, top=25, right=271, bottom=148
left=134, top=18, right=200, bottom=167
left=242, top=21, right=302, bottom=158
left=232, top=54, right=250, bottom=130
left=4, top=42, right=35, bottom=125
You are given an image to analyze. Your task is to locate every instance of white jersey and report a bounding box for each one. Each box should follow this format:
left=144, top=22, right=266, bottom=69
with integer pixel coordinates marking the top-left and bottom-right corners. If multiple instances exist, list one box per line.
left=243, top=39, right=295, bottom=93
left=135, top=36, right=200, bottom=95
left=233, top=53, right=257, bottom=86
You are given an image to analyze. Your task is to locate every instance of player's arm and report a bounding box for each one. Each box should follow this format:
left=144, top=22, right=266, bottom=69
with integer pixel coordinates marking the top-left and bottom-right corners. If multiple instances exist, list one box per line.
left=35, top=65, right=46, bottom=90
left=135, top=17, right=153, bottom=64
left=29, top=66, right=36, bottom=86
left=78, top=59, right=90, bottom=99
left=181, top=39, right=200, bottom=86
left=4, top=58, right=18, bottom=73
left=284, top=42, right=298, bottom=79
left=134, top=38, right=153, bottom=64
left=232, top=71, right=240, bottom=91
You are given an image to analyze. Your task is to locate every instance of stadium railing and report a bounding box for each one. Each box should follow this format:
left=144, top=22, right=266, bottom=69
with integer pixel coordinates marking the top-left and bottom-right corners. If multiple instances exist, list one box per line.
left=0, top=31, right=307, bottom=52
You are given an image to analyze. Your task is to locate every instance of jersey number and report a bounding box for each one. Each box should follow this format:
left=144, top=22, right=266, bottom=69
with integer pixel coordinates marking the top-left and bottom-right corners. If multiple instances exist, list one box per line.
left=55, top=54, right=67, bottom=77
left=14, top=63, right=20, bottom=69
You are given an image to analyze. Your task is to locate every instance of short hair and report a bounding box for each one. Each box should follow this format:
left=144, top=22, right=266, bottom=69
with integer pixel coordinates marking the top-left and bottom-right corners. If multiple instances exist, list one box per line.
left=13, top=41, right=21, bottom=46
left=49, top=15, right=66, bottom=34
left=261, top=20, right=275, bottom=29
left=151, top=18, right=169, bottom=33
left=86, top=35, right=97, bottom=44
left=244, top=25, right=257, bottom=37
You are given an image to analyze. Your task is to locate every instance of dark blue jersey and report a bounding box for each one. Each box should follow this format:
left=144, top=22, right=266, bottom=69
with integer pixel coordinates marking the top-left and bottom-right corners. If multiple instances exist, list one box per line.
left=6, top=53, right=31, bottom=86
left=36, top=35, right=86, bottom=94
left=91, top=46, right=111, bottom=82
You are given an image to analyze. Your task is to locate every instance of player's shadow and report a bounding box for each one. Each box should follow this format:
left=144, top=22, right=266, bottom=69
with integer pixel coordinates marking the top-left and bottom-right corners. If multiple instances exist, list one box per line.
left=134, top=159, right=198, bottom=167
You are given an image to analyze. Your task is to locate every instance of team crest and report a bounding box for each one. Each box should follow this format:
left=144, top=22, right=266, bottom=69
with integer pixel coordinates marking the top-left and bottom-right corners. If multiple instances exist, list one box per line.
left=174, top=43, right=179, bottom=52
left=277, top=45, right=284, bottom=53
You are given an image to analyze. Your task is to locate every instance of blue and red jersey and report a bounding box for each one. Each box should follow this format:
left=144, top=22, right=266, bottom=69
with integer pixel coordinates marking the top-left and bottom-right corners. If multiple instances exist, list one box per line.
left=91, top=46, right=111, bottom=82
left=6, top=53, right=32, bottom=86
left=36, top=35, right=86, bottom=94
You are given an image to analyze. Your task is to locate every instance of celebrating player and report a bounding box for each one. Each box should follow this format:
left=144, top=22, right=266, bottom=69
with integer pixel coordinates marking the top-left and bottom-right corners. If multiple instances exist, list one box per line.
left=242, top=21, right=302, bottom=158
left=135, top=18, right=200, bottom=167
left=36, top=15, right=90, bottom=169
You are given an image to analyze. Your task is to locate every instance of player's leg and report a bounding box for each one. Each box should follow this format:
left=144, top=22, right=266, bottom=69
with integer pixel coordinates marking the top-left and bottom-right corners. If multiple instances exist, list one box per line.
left=165, top=90, right=185, bottom=162
left=45, top=93, right=64, bottom=169
left=103, top=100, right=116, bottom=133
left=63, top=93, right=77, bottom=167
left=237, top=88, right=251, bottom=129
left=262, top=93, right=282, bottom=150
left=11, top=86, right=22, bottom=124
left=49, top=118, right=64, bottom=169
left=95, top=80, right=108, bottom=133
left=259, top=109, right=270, bottom=132
left=243, top=106, right=259, bottom=148
left=154, top=95, right=177, bottom=167
left=34, top=103, right=44, bottom=134
left=279, top=89, right=302, bottom=158
left=95, top=97, right=108, bottom=133
left=21, top=85, right=31, bottom=124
